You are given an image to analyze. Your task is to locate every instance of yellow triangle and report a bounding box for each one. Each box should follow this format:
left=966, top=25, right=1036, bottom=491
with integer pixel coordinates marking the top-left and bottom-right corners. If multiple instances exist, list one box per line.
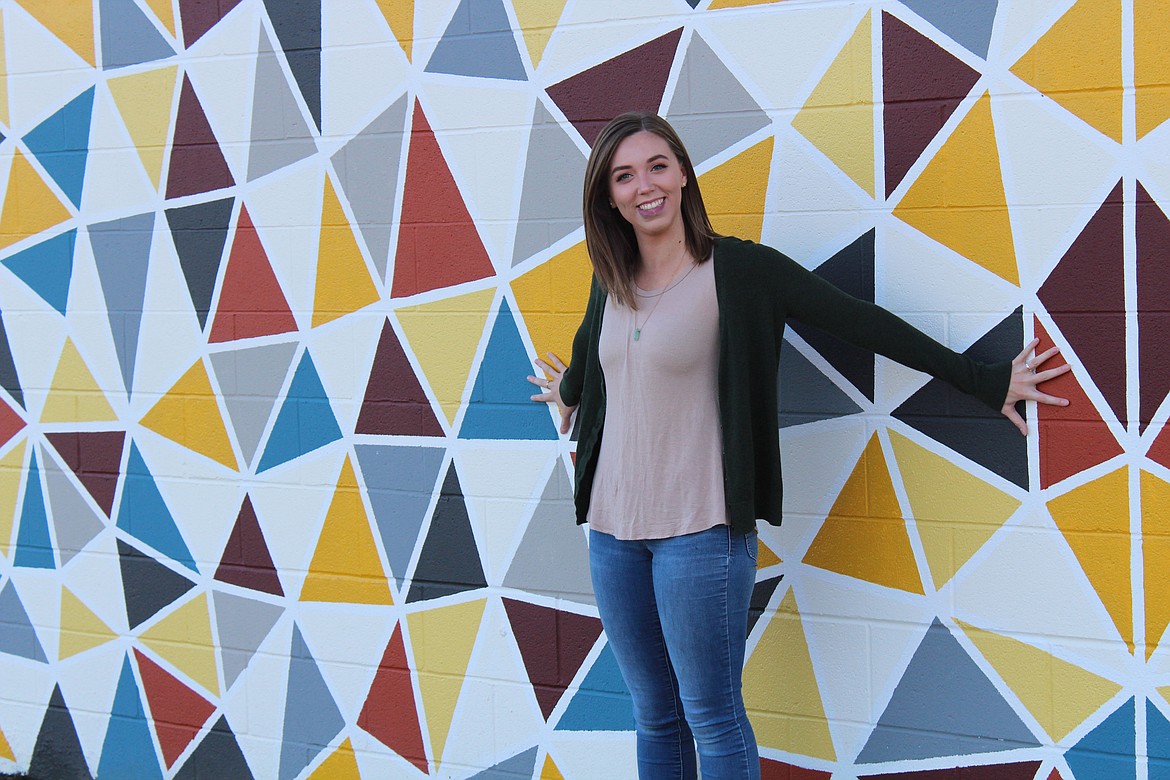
left=539, top=754, right=565, bottom=780
left=1161, top=685, right=1170, bottom=709
left=108, top=66, right=178, bottom=189
left=1047, top=467, right=1133, bottom=652
left=1142, top=469, right=1170, bottom=659
left=889, top=431, right=1021, bottom=588
left=792, top=12, right=874, bottom=196
left=0, top=440, right=27, bottom=559
left=396, top=288, right=495, bottom=425
left=758, top=538, right=782, bottom=569
left=0, top=11, right=9, bottom=127
left=41, top=338, right=118, bottom=424
left=511, top=241, right=592, bottom=369
left=1136, top=0, right=1170, bottom=138
left=59, top=586, right=117, bottom=660
left=513, top=0, right=567, bottom=69
left=376, top=0, right=414, bottom=61
left=143, top=0, right=176, bottom=37
left=140, top=592, right=220, bottom=696
left=406, top=598, right=486, bottom=766
left=300, top=456, right=393, bottom=605
left=803, top=434, right=924, bottom=594
left=0, top=722, right=11, bottom=761
left=308, top=737, right=361, bottom=779
left=957, top=619, right=1122, bottom=742
left=313, top=176, right=380, bottom=328
left=700, top=137, right=774, bottom=242
left=743, top=589, right=836, bottom=759
left=14, top=0, right=96, bottom=66
left=139, top=360, right=238, bottom=470
left=0, top=150, right=74, bottom=252
left=1010, top=0, right=1122, bottom=142
left=892, top=93, right=1018, bottom=285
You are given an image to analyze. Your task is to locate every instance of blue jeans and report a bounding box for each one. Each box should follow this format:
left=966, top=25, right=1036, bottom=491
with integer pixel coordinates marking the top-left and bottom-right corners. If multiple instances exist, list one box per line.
left=590, top=524, right=760, bottom=780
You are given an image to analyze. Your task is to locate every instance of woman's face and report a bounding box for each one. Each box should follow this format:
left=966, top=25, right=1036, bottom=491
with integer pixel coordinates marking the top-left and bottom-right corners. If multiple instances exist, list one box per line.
left=606, top=130, right=688, bottom=242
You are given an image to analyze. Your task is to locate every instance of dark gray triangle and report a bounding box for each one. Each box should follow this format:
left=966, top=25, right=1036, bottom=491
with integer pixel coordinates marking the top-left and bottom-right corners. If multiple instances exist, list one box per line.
left=426, top=0, right=527, bottom=81
left=262, top=0, right=321, bottom=130
left=42, top=448, right=105, bottom=564
left=210, top=341, right=299, bottom=466
left=666, top=33, right=771, bottom=165
left=331, top=95, right=408, bottom=281
left=248, top=28, right=318, bottom=182
left=166, top=198, right=235, bottom=331
left=747, top=575, right=783, bottom=637
left=117, top=538, right=196, bottom=629
left=406, top=464, right=488, bottom=603
left=212, top=589, right=284, bottom=689
left=90, top=212, right=154, bottom=396
left=469, top=746, right=539, bottom=778
left=100, top=0, right=175, bottom=69
left=503, top=465, right=593, bottom=605
left=0, top=579, right=48, bottom=662
left=174, top=715, right=255, bottom=780
left=900, top=0, right=999, bottom=58
left=0, top=310, right=24, bottom=407
left=856, top=618, right=1040, bottom=763
left=279, top=624, right=344, bottom=780
left=778, top=337, right=862, bottom=428
left=511, top=101, right=587, bottom=266
left=30, top=686, right=93, bottom=779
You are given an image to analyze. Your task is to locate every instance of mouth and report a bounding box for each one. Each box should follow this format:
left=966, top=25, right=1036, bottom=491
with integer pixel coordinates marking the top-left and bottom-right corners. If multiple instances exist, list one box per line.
left=637, top=197, right=665, bottom=214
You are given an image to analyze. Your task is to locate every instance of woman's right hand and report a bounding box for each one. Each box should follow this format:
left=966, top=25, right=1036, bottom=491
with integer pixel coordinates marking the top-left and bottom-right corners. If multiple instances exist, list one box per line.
left=529, top=352, right=577, bottom=434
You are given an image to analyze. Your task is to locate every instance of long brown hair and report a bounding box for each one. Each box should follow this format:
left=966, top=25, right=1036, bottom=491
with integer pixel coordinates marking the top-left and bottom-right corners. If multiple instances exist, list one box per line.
left=582, top=112, right=719, bottom=309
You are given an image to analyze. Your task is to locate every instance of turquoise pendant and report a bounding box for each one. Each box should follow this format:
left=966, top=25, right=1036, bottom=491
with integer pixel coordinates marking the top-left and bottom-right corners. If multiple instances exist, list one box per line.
left=633, top=328, right=641, bottom=342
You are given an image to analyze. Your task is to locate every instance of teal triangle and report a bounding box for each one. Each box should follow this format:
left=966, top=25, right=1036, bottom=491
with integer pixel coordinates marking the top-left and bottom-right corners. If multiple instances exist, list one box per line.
left=1066, top=698, right=1137, bottom=780
left=23, top=87, right=95, bottom=207
left=1, top=229, right=76, bottom=315
left=1150, top=699, right=1170, bottom=780
left=555, top=643, right=635, bottom=731
left=0, top=579, right=48, bottom=662
left=460, top=299, right=557, bottom=440
left=14, top=448, right=56, bottom=569
left=100, top=0, right=175, bottom=70
left=97, top=656, right=164, bottom=780
left=256, top=351, right=342, bottom=472
left=117, top=443, right=197, bottom=572
left=425, top=0, right=526, bottom=81
left=279, top=624, right=344, bottom=780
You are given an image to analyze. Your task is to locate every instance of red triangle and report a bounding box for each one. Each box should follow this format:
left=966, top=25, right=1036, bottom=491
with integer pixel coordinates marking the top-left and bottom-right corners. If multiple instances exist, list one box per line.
left=547, top=29, right=683, bottom=146
left=882, top=12, right=981, bottom=198
left=179, top=0, right=244, bottom=48
left=357, top=623, right=428, bottom=773
left=214, top=495, right=284, bottom=596
left=209, top=206, right=297, bottom=343
left=1048, top=770, right=1065, bottom=780
left=355, top=319, right=444, bottom=436
left=1035, top=318, right=1123, bottom=488
left=45, top=431, right=125, bottom=516
left=0, top=398, right=25, bottom=450
left=167, top=75, right=236, bottom=199
left=134, top=648, right=217, bottom=768
left=1137, top=182, right=1170, bottom=432
left=502, top=598, right=603, bottom=720
left=760, top=760, right=832, bottom=780
left=390, top=103, right=494, bottom=298
left=1147, top=423, right=1170, bottom=470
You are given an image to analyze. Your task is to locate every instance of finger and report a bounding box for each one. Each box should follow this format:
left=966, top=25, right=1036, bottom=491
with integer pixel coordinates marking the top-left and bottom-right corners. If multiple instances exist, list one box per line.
left=1030, top=345, right=1062, bottom=367
left=1031, top=363, right=1071, bottom=383
left=1028, top=390, right=1070, bottom=407
left=527, top=375, right=546, bottom=387
left=1002, top=406, right=1028, bottom=436
left=1015, top=338, right=1040, bottom=365
left=533, top=358, right=555, bottom=375
left=545, top=352, right=567, bottom=372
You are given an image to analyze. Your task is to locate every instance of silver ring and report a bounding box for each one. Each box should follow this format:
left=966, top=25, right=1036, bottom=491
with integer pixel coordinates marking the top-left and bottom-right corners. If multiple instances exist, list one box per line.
left=1025, top=361, right=1033, bottom=371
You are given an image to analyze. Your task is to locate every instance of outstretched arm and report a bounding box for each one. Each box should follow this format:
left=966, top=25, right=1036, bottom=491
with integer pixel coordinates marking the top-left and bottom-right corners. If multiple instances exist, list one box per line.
left=1001, top=338, right=1070, bottom=436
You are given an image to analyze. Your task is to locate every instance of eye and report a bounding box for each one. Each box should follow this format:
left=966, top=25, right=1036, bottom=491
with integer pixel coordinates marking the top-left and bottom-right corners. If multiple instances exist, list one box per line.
left=652, top=163, right=667, bottom=171
left=614, top=172, right=632, bottom=183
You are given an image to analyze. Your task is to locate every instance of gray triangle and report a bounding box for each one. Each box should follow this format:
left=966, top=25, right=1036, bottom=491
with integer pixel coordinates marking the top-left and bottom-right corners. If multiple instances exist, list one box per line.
left=857, top=618, right=1040, bottom=763
left=279, top=624, right=344, bottom=780
left=100, top=0, right=175, bottom=69
left=511, top=102, right=587, bottom=266
left=666, top=34, right=771, bottom=165
left=90, top=212, right=154, bottom=396
left=503, top=465, right=594, bottom=605
left=331, top=95, right=408, bottom=281
left=42, top=448, right=105, bottom=564
left=354, top=444, right=445, bottom=590
left=469, top=746, right=539, bottom=778
left=425, top=0, right=527, bottom=81
left=212, top=589, right=284, bottom=689
left=248, top=29, right=318, bottom=182
left=900, top=0, right=999, bottom=59
left=0, top=579, right=48, bottom=662
left=210, top=341, right=298, bottom=466
left=778, top=337, right=862, bottom=428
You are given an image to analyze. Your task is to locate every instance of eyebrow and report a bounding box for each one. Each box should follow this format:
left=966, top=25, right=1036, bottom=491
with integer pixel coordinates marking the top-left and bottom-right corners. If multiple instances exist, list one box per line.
left=610, top=154, right=669, bottom=175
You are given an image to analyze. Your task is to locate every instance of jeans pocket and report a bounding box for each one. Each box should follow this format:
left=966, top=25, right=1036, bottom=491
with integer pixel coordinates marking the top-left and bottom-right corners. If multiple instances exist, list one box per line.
left=743, top=530, right=758, bottom=564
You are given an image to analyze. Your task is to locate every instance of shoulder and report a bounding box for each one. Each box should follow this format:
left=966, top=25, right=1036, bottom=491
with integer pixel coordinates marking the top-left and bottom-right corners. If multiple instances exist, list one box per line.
left=713, top=236, right=801, bottom=289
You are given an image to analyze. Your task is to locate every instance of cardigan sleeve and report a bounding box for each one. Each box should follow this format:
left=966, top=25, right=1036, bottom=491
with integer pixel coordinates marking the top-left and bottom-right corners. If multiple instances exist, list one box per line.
left=558, top=276, right=602, bottom=409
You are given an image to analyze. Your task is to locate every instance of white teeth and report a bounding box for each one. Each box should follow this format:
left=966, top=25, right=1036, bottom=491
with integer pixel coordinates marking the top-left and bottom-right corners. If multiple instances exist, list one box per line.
left=638, top=198, right=664, bottom=211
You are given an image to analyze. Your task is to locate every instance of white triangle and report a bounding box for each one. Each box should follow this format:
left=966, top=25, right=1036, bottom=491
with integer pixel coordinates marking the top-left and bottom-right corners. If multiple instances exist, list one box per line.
left=306, top=311, right=385, bottom=437
left=1139, top=122, right=1170, bottom=204
left=539, top=0, right=684, bottom=84
left=63, top=231, right=126, bottom=406
left=81, top=86, right=158, bottom=215
left=321, top=0, right=410, bottom=139
left=0, top=651, right=56, bottom=761
left=545, top=731, right=638, bottom=779
left=993, top=0, right=1078, bottom=63
left=3, top=4, right=92, bottom=133
left=52, top=641, right=126, bottom=765
left=295, top=603, right=395, bottom=723
left=217, top=617, right=294, bottom=780
left=0, top=279, right=67, bottom=419
left=5, top=570, right=59, bottom=662
left=61, top=531, right=127, bottom=635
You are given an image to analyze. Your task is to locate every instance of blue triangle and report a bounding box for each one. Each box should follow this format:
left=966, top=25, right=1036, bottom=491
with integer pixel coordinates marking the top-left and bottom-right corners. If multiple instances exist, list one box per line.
left=279, top=624, right=344, bottom=780
left=1066, top=697, right=1137, bottom=780
left=1, top=229, right=76, bottom=315
left=118, top=443, right=197, bottom=572
left=0, top=579, right=48, bottom=662
left=100, top=0, right=175, bottom=70
left=23, top=87, right=95, bottom=207
left=468, top=746, right=539, bottom=778
left=90, top=213, right=154, bottom=395
left=1149, top=699, right=1170, bottom=780
left=460, top=299, right=557, bottom=440
left=556, top=642, right=635, bottom=731
left=257, top=351, right=342, bottom=472
left=425, top=0, right=527, bottom=81
left=98, top=656, right=163, bottom=780
left=900, top=0, right=999, bottom=58
left=14, top=449, right=55, bottom=569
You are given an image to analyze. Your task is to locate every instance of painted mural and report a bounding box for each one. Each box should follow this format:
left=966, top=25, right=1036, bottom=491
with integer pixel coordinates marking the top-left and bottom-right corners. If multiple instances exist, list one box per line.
left=0, top=0, right=1168, bottom=778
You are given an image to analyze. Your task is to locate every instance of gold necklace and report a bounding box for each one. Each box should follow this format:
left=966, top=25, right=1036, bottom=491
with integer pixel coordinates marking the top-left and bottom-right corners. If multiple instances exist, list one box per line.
left=632, top=247, right=695, bottom=342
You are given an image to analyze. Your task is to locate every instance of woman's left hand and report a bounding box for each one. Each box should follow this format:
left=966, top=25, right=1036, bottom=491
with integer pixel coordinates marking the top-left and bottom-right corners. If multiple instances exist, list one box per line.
left=1002, top=337, right=1071, bottom=436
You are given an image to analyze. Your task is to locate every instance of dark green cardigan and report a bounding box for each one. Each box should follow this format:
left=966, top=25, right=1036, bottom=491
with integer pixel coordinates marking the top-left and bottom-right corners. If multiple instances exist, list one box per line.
left=558, top=236, right=1012, bottom=535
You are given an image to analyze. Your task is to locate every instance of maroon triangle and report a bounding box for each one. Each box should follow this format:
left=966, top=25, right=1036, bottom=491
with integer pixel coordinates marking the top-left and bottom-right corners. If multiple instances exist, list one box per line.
left=357, top=623, right=428, bottom=773
left=547, top=29, right=683, bottom=146
left=502, top=598, right=603, bottom=720
left=760, top=760, right=832, bottom=780
left=1038, top=181, right=1127, bottom=426
left=882, top=11, right=982, bottom=198
left=214, top=495, right=284, bottom=596
left=856, top=761, right=1042, bottom=779
left=355, top=319, right=444, bottom=436
left=46, top=431, right=126, bottom=517
left=1137, top=182, right=1170, bottom=432
left=179, top=0, right=244, bottom=48
left=167, top=75, right=236, bottom=199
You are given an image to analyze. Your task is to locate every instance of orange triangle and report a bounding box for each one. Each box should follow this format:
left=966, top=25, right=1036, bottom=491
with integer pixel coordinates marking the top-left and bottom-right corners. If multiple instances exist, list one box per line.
left=700, top=136, right=774, bottom=242
left=375, top=0, right=414, bottom=61
left=14, top=0, right=95, bottom=65
left=210, top=205, right=298, bottom=342
left=757, top=538, right=782, bottom=569
left=802, top=434, right=924, bottom=594
left=0, top=722, right=11, bottom=761
left=510, top=241, right=592, bottom=368
left=308, top=738, right=361, bottom=779
left=300, top=456, right=393, bottom=605
left=1136, top=0, right=1170, bottom=138
left=0, top=150, right=74, bottom=251
left=313, top=176, right=379, bottom=328
left=139, top=359, right=239, bottom=470
left=540, top=754, right=565, bottom=779
left=1142, top=469, right=1170, bottom=659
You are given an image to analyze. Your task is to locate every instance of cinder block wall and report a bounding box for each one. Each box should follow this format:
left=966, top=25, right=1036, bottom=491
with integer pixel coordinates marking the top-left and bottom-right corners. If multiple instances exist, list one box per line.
left=0, top=1, right=1166, bottom=778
